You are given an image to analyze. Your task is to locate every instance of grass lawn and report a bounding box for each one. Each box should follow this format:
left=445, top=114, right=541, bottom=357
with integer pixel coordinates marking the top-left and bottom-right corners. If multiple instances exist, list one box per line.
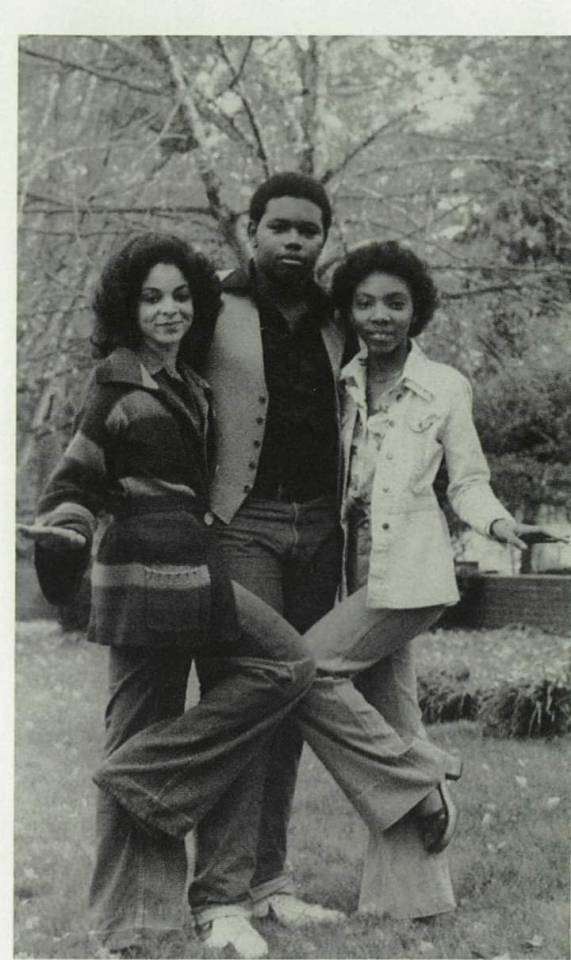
left=14, top=621, right=571, bottom=960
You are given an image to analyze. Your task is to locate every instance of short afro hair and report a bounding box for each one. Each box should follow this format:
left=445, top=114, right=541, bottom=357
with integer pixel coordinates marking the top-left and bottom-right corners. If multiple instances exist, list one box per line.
left=330, top=241, right=439, bottom=337
left=249, top=172, right=332, bottom=237
left=91, top=233, right=221, bottom=369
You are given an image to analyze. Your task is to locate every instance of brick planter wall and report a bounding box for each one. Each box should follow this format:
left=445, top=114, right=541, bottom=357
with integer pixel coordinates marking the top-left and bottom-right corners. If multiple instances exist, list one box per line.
left=442, top=573, right=571, bottom=635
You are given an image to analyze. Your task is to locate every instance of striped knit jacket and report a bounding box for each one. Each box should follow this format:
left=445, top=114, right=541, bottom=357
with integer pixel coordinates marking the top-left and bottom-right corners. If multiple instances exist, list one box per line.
left=35, top=347, right=238, bottom=647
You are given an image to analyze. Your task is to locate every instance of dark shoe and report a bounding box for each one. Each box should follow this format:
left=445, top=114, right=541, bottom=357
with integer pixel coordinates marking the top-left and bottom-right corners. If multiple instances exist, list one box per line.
left=92, top=939, right=146, bottom=959
left=444, top=756, right=463, bottom=782
left=108, top=949, right=145, bottom=959
left=418, top=783, right=458, bottom=854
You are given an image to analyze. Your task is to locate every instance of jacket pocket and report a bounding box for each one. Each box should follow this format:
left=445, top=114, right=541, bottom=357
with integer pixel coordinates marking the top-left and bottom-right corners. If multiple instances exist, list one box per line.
left=406, top=409, right=445, bottom=433
left=144, top=564, right=211, bottom=634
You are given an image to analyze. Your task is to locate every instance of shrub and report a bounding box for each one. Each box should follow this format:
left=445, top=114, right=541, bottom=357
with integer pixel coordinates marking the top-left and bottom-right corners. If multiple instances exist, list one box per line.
left=479, top=676, right=571, bottom=738
left=417, top=666, right=481, bottom=724
left=418, top=665, right=571, bottom=739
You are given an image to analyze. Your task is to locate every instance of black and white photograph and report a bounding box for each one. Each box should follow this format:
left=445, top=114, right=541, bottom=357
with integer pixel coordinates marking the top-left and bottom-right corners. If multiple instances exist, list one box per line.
left=10, top=7, right=571, bottom=960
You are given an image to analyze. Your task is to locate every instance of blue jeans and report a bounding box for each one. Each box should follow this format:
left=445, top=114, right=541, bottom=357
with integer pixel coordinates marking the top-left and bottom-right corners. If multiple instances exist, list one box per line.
left=90, top=582, right=314, bottom=950
left=198, top=495, right=341, bottom=903
left=339, top=511, right=455, bottom=920
left=97, top=589, right=458, bottom=937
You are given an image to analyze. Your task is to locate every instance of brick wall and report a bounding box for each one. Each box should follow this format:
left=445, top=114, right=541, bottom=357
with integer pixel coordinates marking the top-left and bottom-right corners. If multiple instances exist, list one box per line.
left=443, top=574, right=571, bottom=635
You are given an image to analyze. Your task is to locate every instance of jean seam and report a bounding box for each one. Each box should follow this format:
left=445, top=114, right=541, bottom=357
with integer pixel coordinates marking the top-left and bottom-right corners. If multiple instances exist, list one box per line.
left=218, top=655, right=301, bottom=682
left=134, top=835, right=145, bottom=933
left=333, top=675, right=412, bottom=753
left=250, top=874, right=293, bottom=902
left=314, top=605, right=444, bottom=674
left=97, top=775, right=196, bottom=839
left=314, top=617, right=393, bottom=675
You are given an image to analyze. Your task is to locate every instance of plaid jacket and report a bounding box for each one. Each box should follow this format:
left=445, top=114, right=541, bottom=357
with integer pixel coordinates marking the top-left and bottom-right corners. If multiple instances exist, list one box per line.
left=35, top=347, right=238, bottom=647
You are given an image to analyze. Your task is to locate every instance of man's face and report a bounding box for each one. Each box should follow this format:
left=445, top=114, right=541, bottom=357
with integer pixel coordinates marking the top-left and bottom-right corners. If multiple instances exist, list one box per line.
left=248, top=196, right=326, bottom=285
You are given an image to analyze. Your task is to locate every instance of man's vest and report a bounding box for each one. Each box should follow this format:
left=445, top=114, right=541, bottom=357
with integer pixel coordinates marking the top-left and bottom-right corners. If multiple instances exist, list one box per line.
left=203, top=289, right=347, bottom=523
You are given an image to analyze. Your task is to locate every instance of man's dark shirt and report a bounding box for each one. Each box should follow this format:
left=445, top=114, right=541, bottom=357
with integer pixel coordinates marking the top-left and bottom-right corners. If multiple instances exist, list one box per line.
left=221, top=264, right=341, bottom=502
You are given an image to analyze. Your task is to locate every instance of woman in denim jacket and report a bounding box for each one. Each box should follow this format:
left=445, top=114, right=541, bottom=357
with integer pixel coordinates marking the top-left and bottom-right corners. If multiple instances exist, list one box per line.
left=303, top=240, right=558, bottom=919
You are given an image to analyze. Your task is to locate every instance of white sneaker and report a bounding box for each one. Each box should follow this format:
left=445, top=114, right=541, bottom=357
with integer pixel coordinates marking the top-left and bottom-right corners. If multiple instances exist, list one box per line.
left=197, top=915, right=268, bottom=959
left=252, top=892, right=344, bottom=927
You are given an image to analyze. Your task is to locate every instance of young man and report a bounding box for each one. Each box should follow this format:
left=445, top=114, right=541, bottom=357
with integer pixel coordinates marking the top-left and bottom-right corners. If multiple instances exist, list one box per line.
left=194, top=173, right=354, bottom=955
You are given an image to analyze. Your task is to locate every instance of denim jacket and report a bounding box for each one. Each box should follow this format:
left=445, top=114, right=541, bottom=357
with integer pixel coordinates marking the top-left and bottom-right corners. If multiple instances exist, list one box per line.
left=339, top=341, right=512, bottom=608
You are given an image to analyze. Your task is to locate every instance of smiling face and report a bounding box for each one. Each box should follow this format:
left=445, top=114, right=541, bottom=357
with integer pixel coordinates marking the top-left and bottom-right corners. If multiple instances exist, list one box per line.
left=136, top=262, right=194, bottom=352
left=351, top=271, right=414, bottom=359
left=248, top=196, right=326, bottom=286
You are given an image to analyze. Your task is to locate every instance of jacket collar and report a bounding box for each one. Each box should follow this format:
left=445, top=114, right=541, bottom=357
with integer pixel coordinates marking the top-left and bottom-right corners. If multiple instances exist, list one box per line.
left=221, top=261, right=332, bottom=320
left=96, top=347, right=159, bottom=389
left=95, top=346, right=211, bottom=397
left=340, top=340, right=436, bottom=403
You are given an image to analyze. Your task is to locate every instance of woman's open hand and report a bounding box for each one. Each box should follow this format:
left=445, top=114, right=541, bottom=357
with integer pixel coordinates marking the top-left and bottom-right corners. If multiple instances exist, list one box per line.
left=16, top=523, right=87, bottom=552
left=490, top=519, right=570, bottom=551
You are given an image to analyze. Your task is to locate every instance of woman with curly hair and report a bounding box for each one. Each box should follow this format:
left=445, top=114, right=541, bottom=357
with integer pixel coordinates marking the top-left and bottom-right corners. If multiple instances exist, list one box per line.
left=313, top=239, right=557, bottom=918
left=23, top=233, right=316, bottom=957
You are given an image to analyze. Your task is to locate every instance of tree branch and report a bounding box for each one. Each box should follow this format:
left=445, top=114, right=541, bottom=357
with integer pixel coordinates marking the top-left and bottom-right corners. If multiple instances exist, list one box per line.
left=20, top=44, right=166, bottom=97
left=226, top=37, right=254, bottom=89
left=321, top=107, right=420, bottom=185
left=216, top=37, right=271, bottom=177
left=288, top=36, right=320, bottom=176
left=22, top=193, right=212, bottom=217
left=152, top=37, right=243, bottom=260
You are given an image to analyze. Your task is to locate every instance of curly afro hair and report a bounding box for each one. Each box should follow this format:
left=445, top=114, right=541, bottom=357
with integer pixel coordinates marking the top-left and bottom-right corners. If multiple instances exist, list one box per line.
left=91, top=233, right=222, bottom=369
left=249, top=172, right=332, bottom=237
left=330, top=240, right=438, bottom=337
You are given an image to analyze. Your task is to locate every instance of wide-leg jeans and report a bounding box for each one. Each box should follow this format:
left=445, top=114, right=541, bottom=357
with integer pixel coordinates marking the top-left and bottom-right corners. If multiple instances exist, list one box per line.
left=90, top=582, right=314, bottom=950
left=96, top=588, right=459, bottom=930
left=340, top=512, right=456, bottom=919
left=355, top=643, right=456, bottom=919
left=200, top=495, right=342, bottom=903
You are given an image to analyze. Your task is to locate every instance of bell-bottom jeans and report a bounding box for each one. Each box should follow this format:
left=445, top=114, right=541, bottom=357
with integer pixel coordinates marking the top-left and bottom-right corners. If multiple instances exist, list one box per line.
left=88, top=581, right=314, bottom=951
left=94, top=586, right=457, bottom=938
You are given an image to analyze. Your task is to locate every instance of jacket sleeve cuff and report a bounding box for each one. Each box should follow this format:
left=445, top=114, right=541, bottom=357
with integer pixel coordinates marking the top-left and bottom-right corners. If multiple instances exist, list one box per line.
left=488, top=518, right=505, bottom=538
left=36, top=502, right=96, bottom=542
left=34, top=540, right=91, bottom=607
left=33, top=504, right=95, bottom=607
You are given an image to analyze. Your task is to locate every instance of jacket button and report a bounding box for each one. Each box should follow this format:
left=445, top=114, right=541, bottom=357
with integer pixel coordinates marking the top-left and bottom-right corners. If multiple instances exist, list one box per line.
left=259, top=396, right=267, bottom=404
left=249, top=461, right=257, bottom=470
left=244, top=484, right=252, bottom=493
left=382, top=522, right=390, bottom=530
left=253, top=440, right=261, bottom=448
left=203, top=511, right=215, bottom=526
left=256, top=417, right=264, bottom=425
